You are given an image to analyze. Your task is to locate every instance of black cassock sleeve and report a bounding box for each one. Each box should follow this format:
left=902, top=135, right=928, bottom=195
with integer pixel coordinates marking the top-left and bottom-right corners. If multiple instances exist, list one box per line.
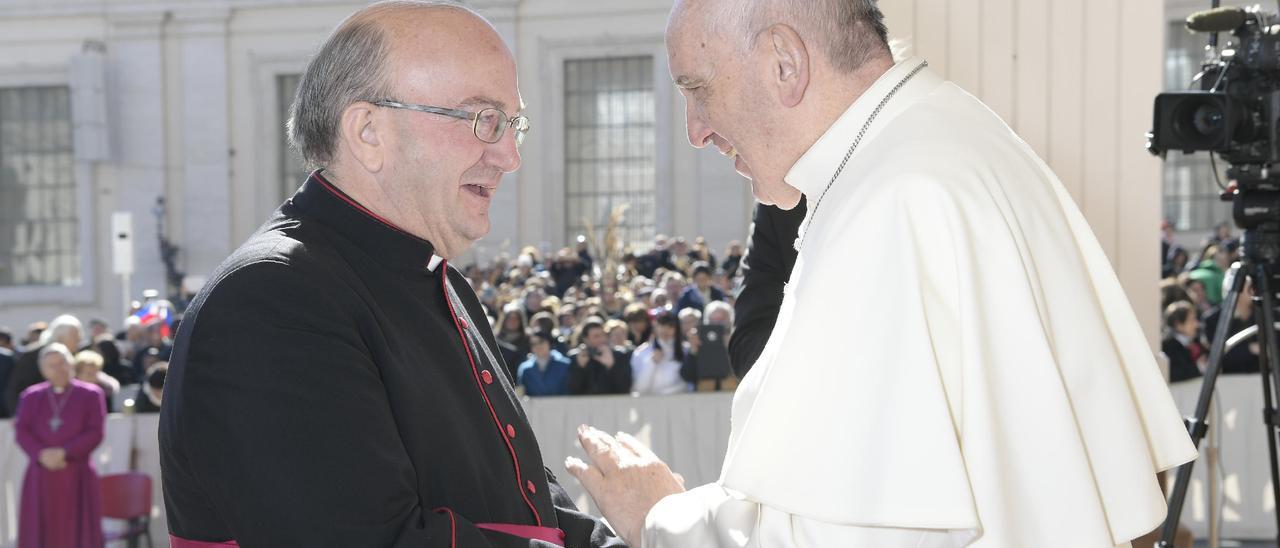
left=164, top=261, right=573, bottom=548
left=728, top=198, right=806, bottom=378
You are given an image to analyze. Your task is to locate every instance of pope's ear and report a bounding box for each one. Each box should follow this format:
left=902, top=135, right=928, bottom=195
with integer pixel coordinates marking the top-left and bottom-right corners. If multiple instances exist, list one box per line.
left=765, top=23, right=810, bottom=108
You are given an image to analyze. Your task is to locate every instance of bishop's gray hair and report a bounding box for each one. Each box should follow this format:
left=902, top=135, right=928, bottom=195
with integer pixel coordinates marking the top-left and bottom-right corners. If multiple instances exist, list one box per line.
left=710, top=0, right=890, bottom=73
left=286, top=0, right=477, bottom=168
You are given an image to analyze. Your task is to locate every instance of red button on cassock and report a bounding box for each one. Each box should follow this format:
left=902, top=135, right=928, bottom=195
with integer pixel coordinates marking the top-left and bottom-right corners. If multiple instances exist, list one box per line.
left=481, top=370, right=493, bottom=384
left=505, top=424, right=516, bottom=438
left=458, top=319, right=469, bottom=329
left=526, top=481, right=537, bottom=494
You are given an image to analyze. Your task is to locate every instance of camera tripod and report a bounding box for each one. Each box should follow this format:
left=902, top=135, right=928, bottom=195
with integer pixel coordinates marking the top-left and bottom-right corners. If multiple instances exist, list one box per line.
left=1158, top=246, right=1280, bottom=547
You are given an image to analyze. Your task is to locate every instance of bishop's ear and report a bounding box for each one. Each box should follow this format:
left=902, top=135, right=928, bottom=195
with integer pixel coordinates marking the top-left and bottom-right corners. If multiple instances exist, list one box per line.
left=765, top=23, right=810, bottom=108
left=338, top=101, right=385, bottom=173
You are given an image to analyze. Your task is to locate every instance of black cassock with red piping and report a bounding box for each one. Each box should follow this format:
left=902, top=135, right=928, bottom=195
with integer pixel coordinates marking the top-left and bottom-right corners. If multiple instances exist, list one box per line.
left=160, top=172, right=625, bottom=548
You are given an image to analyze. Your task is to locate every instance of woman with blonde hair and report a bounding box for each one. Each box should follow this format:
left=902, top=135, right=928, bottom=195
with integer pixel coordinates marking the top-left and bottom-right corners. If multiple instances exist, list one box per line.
left=73, top=350, right=119, bottom=413
left=604, top=319, right=632, bottom=352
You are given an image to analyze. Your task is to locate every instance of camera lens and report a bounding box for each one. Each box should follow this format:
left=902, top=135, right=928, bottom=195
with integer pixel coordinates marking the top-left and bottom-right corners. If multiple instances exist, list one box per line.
left=1166, top=95, right=1233, bottom=150
left=1191, top=103, right=1225, bottom=136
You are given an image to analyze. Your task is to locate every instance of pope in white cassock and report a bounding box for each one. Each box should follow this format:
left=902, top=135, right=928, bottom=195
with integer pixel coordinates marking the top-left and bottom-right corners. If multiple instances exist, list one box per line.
left=565, top=0, right=1200, bottom=547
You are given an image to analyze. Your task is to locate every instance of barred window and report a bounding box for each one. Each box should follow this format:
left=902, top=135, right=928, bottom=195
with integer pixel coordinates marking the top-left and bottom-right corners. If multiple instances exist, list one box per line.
left=1162, top=22, right=1232, bottom=232
left=278, top=74, right=308, bottom=201
left=565, top=56, right=656, bottom=248
left=0, top=86, right=79, bottom=287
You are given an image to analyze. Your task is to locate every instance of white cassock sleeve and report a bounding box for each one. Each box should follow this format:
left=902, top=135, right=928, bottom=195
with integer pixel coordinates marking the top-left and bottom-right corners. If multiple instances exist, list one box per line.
left=643, top=484, right=966, bottom=548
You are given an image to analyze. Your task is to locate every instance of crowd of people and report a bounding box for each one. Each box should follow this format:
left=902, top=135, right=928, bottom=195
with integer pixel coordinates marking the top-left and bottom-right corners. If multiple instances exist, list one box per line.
left=1160, top=220, right=1262, bottom=383
left=1, top=312, right=172, bottom=419
left=462, top=234, right=744, bottom=396
left=9, top=220, right=1233, bottom=416
left=2, top=233, right=745, bottom=410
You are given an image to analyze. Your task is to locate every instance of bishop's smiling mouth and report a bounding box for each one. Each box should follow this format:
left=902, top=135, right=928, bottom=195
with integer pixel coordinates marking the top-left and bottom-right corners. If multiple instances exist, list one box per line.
left=463, top=184, right=496, bottom=198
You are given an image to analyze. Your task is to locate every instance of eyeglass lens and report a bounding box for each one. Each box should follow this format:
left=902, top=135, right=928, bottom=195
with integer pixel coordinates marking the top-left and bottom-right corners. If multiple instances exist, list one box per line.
left=474, top=107, right=529, bottom=146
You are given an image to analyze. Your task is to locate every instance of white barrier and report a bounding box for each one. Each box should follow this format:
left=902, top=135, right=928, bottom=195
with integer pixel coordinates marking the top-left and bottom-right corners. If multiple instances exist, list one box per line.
left=1169, top=375, right=1277, bottom=540
left=524, top=392, right=734, bottom=513
left=3, top=384, right=1268, bottom=545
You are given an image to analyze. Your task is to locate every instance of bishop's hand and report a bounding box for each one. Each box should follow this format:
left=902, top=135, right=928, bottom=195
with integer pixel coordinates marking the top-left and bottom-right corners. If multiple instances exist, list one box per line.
left=565, top=425, right=685, bottom=546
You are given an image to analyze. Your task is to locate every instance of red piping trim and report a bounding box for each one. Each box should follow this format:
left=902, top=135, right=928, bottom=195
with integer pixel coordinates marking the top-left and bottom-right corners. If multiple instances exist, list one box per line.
left=432, top=507, right=457, bottom=547
left=169, top=536, right=238, bottom=547
left=439, top=261, right=544, bottom=526
left=312, top=171, right=418, bottom=240
left=475, top=523, right=566, bottom=546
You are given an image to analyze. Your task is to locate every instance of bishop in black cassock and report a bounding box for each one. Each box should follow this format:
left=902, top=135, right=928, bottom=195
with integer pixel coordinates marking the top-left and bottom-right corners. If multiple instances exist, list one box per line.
left=160, top=173, right=622, bottom=547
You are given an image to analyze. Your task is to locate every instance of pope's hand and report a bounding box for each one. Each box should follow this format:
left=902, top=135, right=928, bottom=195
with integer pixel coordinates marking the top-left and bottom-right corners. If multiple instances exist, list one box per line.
left=565, top=425, right=685, bottom=546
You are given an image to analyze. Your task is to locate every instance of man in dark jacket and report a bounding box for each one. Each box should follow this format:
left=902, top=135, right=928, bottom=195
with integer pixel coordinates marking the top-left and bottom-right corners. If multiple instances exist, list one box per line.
left=674, top=262, right=726, bottom=314
left=1162, top=301, right=1204, bottom=383
left=1202, top=276, right=1261, bottom=376
left=159, top=3, right=622, bottom=547
left=727, top=198, right=805, bottom=377
left=567, top=319, right=632, bottom=395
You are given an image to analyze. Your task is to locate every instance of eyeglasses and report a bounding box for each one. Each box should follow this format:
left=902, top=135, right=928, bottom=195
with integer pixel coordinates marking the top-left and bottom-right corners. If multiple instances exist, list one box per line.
left=373, top=99, right=530, bottom=147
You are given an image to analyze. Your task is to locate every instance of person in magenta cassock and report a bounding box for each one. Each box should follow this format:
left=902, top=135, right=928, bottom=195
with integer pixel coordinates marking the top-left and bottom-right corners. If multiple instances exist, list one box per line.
left=15, top=342, right=106, bottom=548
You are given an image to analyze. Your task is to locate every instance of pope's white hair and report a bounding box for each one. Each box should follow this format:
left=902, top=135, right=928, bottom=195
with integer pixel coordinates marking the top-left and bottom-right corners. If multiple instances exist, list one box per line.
left=693, top=0, right=890, bottom=73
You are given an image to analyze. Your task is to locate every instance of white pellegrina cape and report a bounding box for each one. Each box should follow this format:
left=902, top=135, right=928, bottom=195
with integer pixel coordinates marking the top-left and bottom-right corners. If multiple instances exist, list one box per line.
left=642, top=58, right=1198, bottom=547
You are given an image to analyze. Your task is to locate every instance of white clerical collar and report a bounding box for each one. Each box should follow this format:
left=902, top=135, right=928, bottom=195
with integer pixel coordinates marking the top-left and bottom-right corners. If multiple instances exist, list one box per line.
left=784, top=56, right=939, bottom=199
left=427, top=254, right=444, bottom=272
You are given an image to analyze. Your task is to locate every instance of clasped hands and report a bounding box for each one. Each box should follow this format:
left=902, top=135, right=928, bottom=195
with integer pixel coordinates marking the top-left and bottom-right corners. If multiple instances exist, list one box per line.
left=565, top=425, right=685, bottom=546
left=38, top=447, right=67, bottom=471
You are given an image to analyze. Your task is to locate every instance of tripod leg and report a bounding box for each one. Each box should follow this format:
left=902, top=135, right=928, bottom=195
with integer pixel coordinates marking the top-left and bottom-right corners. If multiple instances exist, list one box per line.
left=1159, top=262, right=1247, bottom=547
left=1248, top=264, right=1280, bottom=545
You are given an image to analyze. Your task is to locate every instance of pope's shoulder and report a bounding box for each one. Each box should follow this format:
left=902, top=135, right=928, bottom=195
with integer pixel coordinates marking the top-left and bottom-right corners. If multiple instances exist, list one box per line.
left=840, top=82, right=1052, bottom=209
left=867, top=81, right=1042, bottom=177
